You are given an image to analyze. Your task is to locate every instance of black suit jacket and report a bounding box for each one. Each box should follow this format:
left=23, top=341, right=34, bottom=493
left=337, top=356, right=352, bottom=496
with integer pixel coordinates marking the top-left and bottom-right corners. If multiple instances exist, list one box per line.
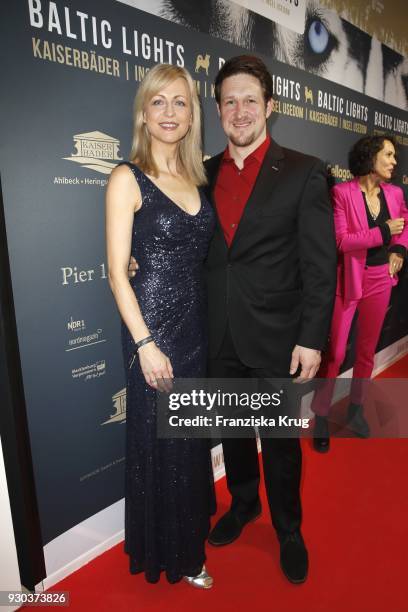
left=204, top=139, right=337, bottom=369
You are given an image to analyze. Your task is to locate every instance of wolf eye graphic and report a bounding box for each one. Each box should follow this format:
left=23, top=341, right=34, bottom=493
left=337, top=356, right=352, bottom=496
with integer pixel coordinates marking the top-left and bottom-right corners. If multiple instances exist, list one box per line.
left=302, top=14, right=338, bottom=72
left=307, top=20, right=329, bottom=54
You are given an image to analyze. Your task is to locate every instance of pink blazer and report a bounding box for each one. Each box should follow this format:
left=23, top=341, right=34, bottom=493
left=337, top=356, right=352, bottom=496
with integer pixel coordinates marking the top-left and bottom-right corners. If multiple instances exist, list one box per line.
left=333, top=178, right=408, bottom=300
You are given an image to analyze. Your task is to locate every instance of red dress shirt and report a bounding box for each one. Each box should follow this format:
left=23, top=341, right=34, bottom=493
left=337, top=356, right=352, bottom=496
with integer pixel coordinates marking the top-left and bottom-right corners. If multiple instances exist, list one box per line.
left=214, top=135, right=271, bottom=246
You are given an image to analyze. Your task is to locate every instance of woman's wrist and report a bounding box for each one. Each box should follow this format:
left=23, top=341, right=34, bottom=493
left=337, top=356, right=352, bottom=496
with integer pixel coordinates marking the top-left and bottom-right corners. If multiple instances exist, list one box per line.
left=129, top=336, right=155, bottom=369
left=388, top=244, right=406, bottom=258
left=135, top=335, right=154, bottom=351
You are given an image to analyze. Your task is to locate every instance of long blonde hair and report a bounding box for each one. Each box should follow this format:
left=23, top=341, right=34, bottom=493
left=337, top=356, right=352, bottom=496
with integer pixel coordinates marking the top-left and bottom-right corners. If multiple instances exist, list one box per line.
left=130, top=64, right=207, bottom=186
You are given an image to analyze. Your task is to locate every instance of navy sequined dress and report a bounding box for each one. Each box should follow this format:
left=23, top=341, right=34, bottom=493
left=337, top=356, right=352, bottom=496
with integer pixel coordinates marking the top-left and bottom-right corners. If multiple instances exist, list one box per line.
left=120, top=162, right=216, bottom=584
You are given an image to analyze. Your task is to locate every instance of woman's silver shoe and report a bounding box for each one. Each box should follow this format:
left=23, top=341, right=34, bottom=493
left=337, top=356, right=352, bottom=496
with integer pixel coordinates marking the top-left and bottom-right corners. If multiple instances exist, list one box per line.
left=183, top=565, right=214, bottom=589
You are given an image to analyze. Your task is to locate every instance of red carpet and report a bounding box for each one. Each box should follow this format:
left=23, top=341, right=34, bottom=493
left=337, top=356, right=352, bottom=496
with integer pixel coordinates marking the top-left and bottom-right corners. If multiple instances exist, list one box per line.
left=25, top=354, right=408, bottom=612
left=375, top=352, right=408, bottom=377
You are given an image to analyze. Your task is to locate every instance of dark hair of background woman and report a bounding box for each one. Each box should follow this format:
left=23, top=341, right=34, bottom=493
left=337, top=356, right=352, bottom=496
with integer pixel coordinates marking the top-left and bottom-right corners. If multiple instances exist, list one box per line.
left=348, top=134, right=398, bottom=177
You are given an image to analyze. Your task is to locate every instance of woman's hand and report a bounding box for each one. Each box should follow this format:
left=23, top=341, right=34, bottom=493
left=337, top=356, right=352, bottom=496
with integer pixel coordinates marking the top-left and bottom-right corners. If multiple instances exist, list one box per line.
left=388, top=252, right=404, bottom=277
left=138, top=342, right=174, bottom=391
left=386, top=218, right=405, bottom=235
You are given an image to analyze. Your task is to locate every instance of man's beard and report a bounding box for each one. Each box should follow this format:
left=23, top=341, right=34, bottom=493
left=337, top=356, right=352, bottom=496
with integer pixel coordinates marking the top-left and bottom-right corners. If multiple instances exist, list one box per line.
left=228, top=129, right=257, bottom=148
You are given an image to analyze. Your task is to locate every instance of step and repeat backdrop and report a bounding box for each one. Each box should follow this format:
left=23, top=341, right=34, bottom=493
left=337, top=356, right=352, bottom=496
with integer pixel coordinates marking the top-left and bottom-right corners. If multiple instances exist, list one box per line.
left=0, top=0, right=407, bottom=576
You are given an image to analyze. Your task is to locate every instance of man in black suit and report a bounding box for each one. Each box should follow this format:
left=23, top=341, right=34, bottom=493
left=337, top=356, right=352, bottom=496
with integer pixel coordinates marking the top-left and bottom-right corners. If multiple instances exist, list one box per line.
left=204, top=55, right=337, bottom=583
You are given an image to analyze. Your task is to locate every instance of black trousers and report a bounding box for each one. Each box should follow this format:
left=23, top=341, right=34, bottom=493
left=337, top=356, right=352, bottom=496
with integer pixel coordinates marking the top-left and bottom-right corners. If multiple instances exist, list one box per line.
left=208, top=324, right=302, bottom=537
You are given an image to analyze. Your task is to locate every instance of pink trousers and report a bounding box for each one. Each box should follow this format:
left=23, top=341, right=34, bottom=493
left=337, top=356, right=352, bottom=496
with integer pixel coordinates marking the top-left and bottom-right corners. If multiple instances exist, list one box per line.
left=312, top=264, right=392, bottom=415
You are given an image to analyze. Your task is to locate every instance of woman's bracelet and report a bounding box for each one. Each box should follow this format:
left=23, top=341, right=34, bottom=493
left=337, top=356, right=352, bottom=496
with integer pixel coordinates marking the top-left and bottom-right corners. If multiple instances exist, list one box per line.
left=135, top=335, right=154, bottom=351
left=128, top=335, right=154, bottom=369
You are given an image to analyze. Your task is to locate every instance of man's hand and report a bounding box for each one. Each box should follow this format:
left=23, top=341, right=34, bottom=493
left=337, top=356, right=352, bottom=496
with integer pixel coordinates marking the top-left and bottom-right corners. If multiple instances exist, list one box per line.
left=128, top=256, right=139, bottom=279
left=289, top=345, right=321, bottom=382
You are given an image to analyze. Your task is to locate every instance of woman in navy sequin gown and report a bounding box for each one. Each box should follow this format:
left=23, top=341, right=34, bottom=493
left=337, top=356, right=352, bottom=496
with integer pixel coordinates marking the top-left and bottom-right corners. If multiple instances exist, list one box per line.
left=106, top=64, right=216, bottom=585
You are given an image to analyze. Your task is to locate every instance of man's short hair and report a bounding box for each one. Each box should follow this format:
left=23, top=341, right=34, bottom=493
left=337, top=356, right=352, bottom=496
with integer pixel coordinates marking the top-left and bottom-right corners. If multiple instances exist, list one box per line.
left=214, top=55, right=273, bottom=105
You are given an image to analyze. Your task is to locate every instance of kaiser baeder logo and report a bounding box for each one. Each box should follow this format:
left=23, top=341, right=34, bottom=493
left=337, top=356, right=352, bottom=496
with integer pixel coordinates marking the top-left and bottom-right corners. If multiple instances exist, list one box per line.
left=63, top=130, right=123, bottom=174
left=195, top=53, right=210, bottom=75
left=102, top=388, right=127, bottom=425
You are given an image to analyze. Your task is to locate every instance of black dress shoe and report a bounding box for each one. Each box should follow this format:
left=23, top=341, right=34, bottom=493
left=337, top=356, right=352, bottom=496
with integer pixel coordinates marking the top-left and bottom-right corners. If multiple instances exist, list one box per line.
left=279, top=530, right=308, bottom=584
left=313, top=416, right=330, bottom=453
left=208, top=505, right=261, bottom=546
left=347, top=403, right=370, bottom=438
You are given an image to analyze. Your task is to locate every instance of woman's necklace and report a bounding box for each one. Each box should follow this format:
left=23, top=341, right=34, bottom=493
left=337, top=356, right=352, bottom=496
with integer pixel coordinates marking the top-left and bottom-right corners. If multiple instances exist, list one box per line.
left=362, top=189, right=381, bottom=220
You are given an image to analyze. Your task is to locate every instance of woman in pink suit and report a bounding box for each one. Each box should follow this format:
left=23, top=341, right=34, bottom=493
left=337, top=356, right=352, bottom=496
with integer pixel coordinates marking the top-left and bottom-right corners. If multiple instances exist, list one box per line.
left=313, top=135, right=408, bottom=452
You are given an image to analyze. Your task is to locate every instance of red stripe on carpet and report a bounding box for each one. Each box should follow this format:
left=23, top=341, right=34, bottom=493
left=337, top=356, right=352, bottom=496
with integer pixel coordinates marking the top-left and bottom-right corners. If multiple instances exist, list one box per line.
left=376, top=352, right=408, bottom=378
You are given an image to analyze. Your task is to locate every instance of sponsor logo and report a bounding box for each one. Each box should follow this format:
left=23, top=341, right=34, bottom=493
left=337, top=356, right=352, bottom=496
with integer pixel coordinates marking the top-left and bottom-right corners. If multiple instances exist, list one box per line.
left=211, top=447, right=224, bottom=472
left=102, top=388, right=127, bottom=425
left=66, top=326, right=106, bottom=351
left=72, top=360, right=106, bottom=382
left=329, top=164, right=354, bottom=182
left=67, top=316, right=86, bottom=332
left=61, top=263, right=108, bottom=286
left=195, top=53, right=210, bottom=75
left=63, top=130, right=122, bottom=175
left=304, top=86, right=314, bottom=104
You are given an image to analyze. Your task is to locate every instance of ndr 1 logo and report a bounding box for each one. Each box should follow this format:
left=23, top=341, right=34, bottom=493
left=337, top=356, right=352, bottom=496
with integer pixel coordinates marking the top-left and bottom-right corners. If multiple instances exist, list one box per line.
left=67, top=316, right=86, bottom=332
